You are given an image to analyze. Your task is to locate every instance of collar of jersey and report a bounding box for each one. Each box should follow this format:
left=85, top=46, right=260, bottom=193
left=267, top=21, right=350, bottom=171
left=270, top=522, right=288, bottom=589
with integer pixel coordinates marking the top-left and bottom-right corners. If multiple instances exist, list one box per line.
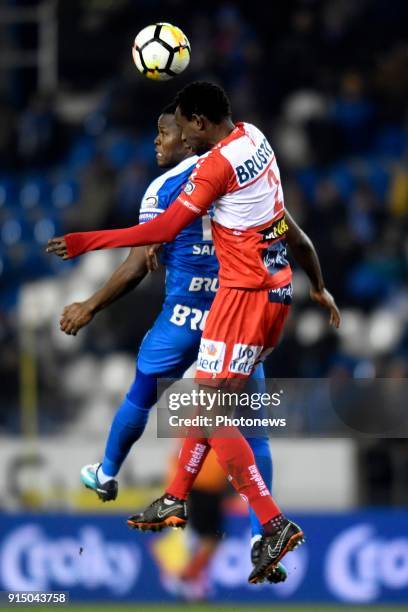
left=213, top=122, right=245, bottom=150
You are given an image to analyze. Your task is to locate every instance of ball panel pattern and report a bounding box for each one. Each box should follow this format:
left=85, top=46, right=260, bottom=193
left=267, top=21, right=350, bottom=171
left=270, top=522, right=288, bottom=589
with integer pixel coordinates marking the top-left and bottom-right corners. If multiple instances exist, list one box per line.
left=133, top=22, right=191, bottom=81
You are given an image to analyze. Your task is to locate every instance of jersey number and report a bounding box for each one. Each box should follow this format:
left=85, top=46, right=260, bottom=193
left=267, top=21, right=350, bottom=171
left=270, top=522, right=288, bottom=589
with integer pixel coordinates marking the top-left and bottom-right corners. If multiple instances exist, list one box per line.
left=267, top=169, right=284, bottom=215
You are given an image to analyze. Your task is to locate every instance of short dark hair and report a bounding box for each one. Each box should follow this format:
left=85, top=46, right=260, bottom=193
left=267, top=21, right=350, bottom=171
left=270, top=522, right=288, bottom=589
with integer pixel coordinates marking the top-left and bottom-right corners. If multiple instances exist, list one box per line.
left=175, top=81, right=231, bottom=124
left=160, top=100, right=178, bottom=116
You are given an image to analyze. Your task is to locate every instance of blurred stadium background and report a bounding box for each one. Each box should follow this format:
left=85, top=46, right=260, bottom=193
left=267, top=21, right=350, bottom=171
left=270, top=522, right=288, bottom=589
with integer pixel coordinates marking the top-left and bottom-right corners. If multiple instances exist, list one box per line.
left=0, top=0, right=407, bottom=608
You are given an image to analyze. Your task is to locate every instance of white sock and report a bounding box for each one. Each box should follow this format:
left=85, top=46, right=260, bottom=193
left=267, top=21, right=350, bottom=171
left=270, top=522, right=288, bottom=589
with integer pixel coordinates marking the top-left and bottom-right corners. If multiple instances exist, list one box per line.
left=97, top=465, right=114, bottom=484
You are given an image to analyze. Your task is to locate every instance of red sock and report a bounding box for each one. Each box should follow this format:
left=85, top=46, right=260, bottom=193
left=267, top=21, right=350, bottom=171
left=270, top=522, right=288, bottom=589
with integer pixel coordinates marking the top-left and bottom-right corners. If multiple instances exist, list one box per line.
left=166, top=438, right=210, bottom=500
left=180, top=544, right=216, bottom=581
left=208, top=426, right=281, bottom=525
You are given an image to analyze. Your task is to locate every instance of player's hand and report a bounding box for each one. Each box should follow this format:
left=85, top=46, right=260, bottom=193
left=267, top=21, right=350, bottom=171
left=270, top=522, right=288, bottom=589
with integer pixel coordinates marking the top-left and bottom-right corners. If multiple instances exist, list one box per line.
left=46, top=236, right=69, bottom=259
left=60, top=301, right=94, bottom=335
left=145, top=244, right=161, bottom=272
left=310, top=287, right=341, bottom=329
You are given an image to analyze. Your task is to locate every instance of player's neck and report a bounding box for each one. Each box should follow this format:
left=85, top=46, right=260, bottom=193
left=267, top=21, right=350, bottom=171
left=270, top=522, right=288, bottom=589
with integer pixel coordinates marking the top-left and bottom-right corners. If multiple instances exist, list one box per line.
left=208, top=118, right=236, bottom=148
left=169, top=151, right=194, bottom=167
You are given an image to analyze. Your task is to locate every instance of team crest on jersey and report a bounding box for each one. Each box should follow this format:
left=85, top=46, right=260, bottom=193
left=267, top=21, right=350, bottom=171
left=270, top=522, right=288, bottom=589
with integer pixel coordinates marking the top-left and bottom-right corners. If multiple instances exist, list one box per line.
left=184, top=180, right=196, bottom=195
left=144, top=195, right=158, bottom=208
left=229, top=344, right=263, bottom=375
left=197, top=339, right=226, bottom=374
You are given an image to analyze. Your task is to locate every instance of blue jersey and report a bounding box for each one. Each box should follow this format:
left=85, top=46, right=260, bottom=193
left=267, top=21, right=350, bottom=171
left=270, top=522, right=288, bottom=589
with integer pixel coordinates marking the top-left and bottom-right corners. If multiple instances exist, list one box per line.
left=139, top=156, right=219, bottom=300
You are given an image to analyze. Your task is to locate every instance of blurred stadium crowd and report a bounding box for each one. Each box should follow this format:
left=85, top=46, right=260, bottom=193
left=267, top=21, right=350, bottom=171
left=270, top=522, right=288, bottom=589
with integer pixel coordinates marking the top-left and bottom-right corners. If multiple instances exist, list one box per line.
left=0, top=0, right=407, bottom=501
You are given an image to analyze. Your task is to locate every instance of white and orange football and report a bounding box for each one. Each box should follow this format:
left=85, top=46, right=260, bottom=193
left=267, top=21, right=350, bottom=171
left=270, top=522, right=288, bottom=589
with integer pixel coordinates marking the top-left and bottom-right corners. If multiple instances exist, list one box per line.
left=132, top=23, right=191, bottom=81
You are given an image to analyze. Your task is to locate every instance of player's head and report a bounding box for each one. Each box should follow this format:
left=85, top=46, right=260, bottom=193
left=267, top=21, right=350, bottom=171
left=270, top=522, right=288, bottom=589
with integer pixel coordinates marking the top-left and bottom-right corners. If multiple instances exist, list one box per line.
left=154, top=101, right=191, bottom=168
left=175, top=81, right=232, bottom=154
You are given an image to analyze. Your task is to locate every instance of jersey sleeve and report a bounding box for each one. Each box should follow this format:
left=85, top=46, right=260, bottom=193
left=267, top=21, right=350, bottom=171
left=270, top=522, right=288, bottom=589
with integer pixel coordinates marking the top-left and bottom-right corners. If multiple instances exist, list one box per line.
left=175, top=151, right=232, bottom=215
left=64, top=198, right=199, bottom=258
left=138, top=181, right=168, bottom=224
left=139, top=162, right=197, bottom=224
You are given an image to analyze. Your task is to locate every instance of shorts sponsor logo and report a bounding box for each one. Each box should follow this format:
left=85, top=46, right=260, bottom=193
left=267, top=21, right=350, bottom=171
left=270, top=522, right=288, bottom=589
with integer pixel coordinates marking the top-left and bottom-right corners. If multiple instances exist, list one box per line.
left=229, top=344, right=263, bottom=375
left=206, top=343, right=218, bottom=356
left=170, top=304, right=209, bottom=331
left=197, top=339, right=226, bottom=374
left=189, top=277, right=218, bottom=292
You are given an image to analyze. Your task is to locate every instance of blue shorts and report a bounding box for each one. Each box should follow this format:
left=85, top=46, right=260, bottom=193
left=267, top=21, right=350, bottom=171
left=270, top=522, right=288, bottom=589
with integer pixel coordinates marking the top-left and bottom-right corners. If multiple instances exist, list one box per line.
left=137, top=296, right=213, bottom=378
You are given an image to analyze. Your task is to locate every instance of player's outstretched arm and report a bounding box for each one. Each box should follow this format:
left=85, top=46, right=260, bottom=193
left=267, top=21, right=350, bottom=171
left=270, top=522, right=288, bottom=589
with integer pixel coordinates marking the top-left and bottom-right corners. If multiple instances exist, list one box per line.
left=285, top=210, right=341, bottom=328
left=60, top=246, right=153, bottom=336
left=46, top=199, right=201, bottom=259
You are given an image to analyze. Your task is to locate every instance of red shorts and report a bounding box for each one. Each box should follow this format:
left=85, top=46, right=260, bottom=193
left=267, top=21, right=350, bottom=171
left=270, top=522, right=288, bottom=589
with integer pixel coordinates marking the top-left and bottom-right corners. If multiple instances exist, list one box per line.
left=195, top=286, right=290, bottom=386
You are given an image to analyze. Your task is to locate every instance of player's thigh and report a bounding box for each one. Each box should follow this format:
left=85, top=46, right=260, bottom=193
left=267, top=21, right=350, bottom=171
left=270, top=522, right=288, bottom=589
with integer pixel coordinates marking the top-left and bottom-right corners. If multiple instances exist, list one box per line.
left=195, top=288, right=288, bottom=385
left=262, top=300, right=291, bottom=360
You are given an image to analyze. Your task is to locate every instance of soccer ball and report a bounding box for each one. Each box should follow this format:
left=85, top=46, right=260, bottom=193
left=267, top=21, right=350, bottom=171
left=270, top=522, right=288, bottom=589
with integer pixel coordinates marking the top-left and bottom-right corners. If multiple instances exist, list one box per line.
left=132, top=23, right=191, bottom=81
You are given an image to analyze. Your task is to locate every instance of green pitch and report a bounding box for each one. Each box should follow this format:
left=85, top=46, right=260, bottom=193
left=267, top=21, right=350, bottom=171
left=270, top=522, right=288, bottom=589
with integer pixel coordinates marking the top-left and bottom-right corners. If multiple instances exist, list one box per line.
left=1, top=605, right=406, bottom=611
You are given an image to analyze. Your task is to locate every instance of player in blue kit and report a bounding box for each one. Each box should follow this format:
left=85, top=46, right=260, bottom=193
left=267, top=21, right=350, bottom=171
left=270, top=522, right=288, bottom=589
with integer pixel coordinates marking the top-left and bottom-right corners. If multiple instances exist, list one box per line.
left=59, top=102, right=284, bottom=581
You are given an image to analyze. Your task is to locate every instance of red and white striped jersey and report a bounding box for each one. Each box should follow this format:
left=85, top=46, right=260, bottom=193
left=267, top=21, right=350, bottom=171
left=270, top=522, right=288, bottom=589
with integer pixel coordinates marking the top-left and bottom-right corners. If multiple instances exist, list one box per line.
left=176, top=122, right=292, bottom=290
